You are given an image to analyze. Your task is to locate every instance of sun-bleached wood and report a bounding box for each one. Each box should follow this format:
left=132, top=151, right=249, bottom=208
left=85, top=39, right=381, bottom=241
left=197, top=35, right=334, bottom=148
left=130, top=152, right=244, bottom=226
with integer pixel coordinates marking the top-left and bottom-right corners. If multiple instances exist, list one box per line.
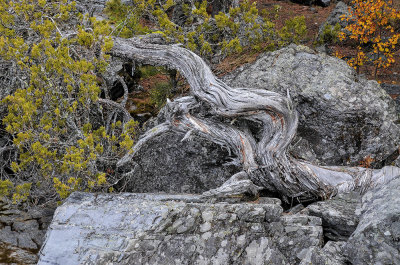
left=111, top=35, right=400, bottom=203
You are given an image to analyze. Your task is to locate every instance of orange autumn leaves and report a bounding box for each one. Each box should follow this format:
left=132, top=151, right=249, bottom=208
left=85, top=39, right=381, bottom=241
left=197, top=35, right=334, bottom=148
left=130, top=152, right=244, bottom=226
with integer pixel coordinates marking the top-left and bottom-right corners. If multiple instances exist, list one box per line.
left=338, top=0, right=400, bottom=78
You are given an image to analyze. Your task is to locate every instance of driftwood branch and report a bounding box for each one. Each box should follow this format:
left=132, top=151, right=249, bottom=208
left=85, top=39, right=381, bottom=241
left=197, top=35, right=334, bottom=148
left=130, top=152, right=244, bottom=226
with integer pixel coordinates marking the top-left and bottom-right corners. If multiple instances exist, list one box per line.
left=98, top=98, right=132, bottom=123
left=117, top=75, right=129, bottom=108
left=111, top=35, right=400, bottom=203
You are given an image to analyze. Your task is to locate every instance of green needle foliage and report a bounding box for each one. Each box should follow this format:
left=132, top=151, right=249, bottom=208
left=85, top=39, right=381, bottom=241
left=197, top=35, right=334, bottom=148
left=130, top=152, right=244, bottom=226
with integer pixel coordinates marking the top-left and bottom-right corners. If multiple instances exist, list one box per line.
left=0, top=0, right=138, bottom=205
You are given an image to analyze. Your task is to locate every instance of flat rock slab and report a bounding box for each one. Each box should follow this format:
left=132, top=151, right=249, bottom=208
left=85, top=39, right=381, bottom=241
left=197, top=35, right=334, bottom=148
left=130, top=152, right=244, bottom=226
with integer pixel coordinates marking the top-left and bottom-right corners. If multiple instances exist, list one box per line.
left=38, top=192, right=323, bottom=265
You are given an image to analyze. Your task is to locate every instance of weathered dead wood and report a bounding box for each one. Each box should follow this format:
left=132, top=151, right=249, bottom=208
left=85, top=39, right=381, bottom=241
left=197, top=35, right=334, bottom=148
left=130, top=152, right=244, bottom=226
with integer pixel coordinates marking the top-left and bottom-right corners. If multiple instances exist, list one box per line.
left=111, top=35, right=400, bottom=203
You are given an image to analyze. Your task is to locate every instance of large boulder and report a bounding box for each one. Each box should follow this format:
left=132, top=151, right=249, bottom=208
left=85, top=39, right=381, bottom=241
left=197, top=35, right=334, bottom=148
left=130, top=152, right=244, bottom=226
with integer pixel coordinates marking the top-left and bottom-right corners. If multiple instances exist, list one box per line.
left=38, top=192, right=326, bottom=264
left=222, top=45, right=400, bottom=166
left=120, top=129, right=240, bottom=194
left=344, top=177, right=400, bottom=264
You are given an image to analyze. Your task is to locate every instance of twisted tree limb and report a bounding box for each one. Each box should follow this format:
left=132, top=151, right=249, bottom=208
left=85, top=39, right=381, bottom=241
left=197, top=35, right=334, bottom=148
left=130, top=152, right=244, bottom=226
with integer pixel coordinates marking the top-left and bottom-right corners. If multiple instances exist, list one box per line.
left=111, top=35, right=400, bottom=203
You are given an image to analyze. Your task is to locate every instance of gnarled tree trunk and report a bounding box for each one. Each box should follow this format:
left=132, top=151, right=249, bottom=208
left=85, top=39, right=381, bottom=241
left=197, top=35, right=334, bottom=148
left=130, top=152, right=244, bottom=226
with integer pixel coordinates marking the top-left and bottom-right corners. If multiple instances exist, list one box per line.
left=111, top=35, right=400, bottom=203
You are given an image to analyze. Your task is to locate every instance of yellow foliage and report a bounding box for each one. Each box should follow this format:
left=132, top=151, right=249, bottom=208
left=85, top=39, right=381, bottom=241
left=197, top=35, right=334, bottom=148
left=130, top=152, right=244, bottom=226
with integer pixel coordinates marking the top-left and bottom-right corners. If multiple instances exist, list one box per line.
left=0, top=180, right=14, bottom=197
left=0, top=0, right=137, bottom=204
left=12, top=183, right=32, bottom=204
left=339, top=0, right=400, bottom=77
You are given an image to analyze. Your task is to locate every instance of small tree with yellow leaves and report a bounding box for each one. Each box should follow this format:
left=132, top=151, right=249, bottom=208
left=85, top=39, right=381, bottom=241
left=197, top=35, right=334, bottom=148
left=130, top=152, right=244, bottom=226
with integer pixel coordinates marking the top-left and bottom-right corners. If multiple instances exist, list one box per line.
left=0, top=0, right=138, bottom=205
left=339, top=0, right=400, bottom=78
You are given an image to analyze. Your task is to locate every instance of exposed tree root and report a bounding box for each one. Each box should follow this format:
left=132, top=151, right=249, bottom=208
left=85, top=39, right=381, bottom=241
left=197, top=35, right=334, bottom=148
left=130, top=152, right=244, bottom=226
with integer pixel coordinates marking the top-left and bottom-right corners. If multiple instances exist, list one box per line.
left=111, top=35, right=400, bottom=203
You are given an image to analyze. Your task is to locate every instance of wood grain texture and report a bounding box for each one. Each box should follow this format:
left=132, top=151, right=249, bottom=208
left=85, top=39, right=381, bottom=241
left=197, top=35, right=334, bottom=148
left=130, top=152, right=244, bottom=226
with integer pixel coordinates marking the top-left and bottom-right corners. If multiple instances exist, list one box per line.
left=111, top=35, right=400, bottom=202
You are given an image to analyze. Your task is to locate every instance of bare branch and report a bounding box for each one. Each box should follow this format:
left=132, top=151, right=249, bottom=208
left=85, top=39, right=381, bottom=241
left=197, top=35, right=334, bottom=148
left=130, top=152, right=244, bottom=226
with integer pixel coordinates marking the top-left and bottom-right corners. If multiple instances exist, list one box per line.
left=117, top=75, right=129, bottom=107
left=98, top=98, right=132, bottom=122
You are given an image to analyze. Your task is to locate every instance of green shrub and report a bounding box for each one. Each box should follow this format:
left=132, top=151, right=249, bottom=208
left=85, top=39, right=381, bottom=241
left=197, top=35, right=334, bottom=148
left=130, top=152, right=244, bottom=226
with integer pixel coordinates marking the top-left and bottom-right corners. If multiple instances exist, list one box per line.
left=104, top=0, right=150, bottom=37
left=317, top=23, right=341, bottom=45
left=104, top=0, right=297, bottom=58
left=278, top=16, right=307, bottom=46
left=0, top=0, right=138, bottom=204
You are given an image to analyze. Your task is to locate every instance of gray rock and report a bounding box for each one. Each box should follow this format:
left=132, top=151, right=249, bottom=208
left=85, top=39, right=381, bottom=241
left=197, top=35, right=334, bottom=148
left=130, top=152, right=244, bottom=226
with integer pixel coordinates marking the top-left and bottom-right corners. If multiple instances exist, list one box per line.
left=382, top=83, right=400, bottom=115
left=29, top=207, right=56, bottom=220
left=13, top=219, right=39, bottom=232
left=321, top=241, right=347, bottom=264
left=17, top=233, right=37, bottom=249
left=323, top=1, right=351, bottom=29
left=290, top=136, right=318, bottom=162
left=222, top=45, right=400, bottom=166
left=243, top=237, right=288, bottom=264
left=38, top=192, right=324, bottom=264
left=317, top=2, right=351, bottom=46
left=120, top=130, right=240, bottom=194
left=285, top=203, right=305, bottom=215
left=12, top=220, right=41, bottom=249
left=304, top=192, right=361, bottom=241
left=344, top=177, right=400, bottom=265
left=32, top=230, right=47, bottom=247
left=0, top=226, right=18, bottom=246
left=275, top=215, right=323, bottom=264
left=0, top=214, right=19, bottom=226
left=299, top=241, right=347, bottom=265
